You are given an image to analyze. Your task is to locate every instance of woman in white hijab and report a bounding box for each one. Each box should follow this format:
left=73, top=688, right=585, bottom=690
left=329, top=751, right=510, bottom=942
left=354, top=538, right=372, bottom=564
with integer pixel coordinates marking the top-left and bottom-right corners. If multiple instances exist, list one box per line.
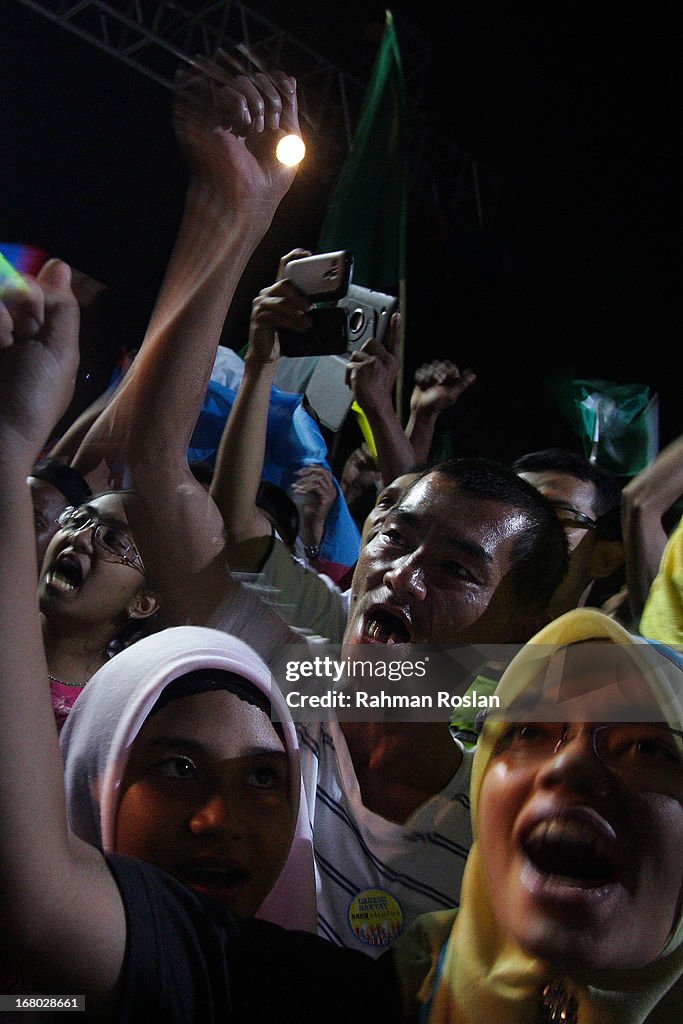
left=396, top=607, right=683, bottom=1023
left=60, top=624, right=316, bottom=932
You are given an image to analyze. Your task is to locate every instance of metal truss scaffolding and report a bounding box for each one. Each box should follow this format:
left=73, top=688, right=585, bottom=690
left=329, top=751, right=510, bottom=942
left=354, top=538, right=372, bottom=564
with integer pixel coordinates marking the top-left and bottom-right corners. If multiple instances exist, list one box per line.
left=13, top=0, right=398, bottom=178
left=13, top=0, right=498, bottom=222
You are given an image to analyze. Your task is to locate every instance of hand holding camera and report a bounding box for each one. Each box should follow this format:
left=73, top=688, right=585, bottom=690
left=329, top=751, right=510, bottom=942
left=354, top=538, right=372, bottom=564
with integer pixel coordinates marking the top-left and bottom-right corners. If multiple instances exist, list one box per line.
left=265, top=248, right=401, bottom=432
left=278, top=250, right=353, bottom=358
left=344, top=313, right=401, bottom=415
left=278, top=250, right=398, bottom=358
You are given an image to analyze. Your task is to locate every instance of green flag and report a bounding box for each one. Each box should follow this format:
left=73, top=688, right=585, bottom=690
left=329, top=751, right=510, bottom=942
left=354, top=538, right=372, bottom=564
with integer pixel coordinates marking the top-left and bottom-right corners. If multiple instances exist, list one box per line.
left=549, top=374, right=660, bottom=477
left=318, top=9, right=408, bottom=292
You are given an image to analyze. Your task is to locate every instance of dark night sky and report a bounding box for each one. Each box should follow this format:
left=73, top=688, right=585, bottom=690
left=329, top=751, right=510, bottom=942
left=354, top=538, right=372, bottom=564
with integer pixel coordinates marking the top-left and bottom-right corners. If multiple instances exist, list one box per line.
left=2, top=2, right=679, bottom=462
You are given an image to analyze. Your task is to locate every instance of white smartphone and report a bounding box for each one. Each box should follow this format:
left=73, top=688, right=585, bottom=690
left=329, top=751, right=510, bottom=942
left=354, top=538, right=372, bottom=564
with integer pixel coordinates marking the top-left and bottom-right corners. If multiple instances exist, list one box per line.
left=284, top=250, right=353, bottom=302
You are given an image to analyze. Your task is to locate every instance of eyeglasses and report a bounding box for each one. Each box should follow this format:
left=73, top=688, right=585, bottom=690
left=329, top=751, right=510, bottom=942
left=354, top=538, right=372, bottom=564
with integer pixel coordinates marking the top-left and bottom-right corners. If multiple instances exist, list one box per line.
left=57, top=506, right=145, bottom=574
left=492, top=721, right=683, bottom=795
left=548, top=502, right=598, bottom=530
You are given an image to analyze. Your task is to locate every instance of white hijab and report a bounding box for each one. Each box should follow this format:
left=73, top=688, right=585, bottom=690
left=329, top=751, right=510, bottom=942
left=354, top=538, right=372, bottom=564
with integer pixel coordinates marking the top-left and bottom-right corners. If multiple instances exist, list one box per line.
left=60, top=624, right=317, bottom=933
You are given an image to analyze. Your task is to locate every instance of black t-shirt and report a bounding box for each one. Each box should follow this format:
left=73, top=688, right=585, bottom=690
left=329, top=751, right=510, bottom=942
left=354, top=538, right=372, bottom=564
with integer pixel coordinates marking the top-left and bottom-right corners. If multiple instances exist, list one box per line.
left=105, top=853, right=402, bottom=1024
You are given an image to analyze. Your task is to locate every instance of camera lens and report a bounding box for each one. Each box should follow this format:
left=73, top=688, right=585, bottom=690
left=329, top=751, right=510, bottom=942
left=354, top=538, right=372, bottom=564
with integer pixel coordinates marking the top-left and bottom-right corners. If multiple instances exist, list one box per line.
left=349, top=308, right=366, bottom=335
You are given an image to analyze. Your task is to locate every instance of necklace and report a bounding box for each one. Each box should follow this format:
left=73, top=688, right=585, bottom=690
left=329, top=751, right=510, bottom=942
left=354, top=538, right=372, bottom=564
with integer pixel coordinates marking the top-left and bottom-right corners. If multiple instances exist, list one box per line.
left=49, top=673, right=87, bottom=688
left=541, top=979, right=578, bottom=1023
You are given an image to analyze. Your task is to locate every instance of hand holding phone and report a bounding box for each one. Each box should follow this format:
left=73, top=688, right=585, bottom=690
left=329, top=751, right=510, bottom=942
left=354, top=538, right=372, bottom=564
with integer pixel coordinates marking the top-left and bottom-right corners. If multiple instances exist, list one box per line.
left=279, top=250, right=354, bottom=357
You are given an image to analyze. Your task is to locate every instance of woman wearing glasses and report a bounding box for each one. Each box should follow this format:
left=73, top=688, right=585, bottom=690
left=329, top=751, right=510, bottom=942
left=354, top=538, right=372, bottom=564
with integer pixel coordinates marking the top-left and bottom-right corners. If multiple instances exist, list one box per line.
left=38, top=490, right=160, bottom=730
left=396, top=607, right=683, bottom=1023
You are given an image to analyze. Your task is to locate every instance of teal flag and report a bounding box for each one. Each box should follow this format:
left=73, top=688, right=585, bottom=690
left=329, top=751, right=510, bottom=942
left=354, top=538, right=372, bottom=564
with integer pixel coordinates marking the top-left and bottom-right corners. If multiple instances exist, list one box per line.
left=550, top=374, right=660, bottom=477
left=318, top=10, right=408, bottom=292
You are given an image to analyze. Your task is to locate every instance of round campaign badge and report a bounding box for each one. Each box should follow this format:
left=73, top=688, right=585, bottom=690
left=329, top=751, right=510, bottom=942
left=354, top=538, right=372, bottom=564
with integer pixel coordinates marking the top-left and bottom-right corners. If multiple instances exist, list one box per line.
left=348, top=889, right=404, bottom=947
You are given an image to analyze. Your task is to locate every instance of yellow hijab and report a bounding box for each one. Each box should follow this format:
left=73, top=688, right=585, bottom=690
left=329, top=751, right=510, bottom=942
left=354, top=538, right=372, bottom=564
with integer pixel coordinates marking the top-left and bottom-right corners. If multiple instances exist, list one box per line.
left=397, top=609, right=683, bottom=1023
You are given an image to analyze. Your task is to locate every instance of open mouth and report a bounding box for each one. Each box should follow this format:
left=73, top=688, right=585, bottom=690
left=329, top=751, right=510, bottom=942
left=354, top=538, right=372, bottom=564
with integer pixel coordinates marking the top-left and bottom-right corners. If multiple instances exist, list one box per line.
left=362, top=607, right=412, bottom=644
left=177, top=861, right=250, bottom=896
left=523, top=817, right=621, bottom=888
left=45, top=553, right=85, bottom=594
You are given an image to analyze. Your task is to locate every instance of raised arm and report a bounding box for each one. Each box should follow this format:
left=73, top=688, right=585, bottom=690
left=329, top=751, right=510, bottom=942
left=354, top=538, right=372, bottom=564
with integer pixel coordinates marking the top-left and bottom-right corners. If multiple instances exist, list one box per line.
left=49, top=376, right=120, bottom=461
left=71, top=67, right=302, bottom=624
left=0, top=262, right=127, bottom=1006
left=404, top=359, right=476, bottom=466
left=210, top=248, right=313, bottom=570
left=74, top=66, right=301, bottom=479
left=46, top=377, right=124, bottom=495
left=620, top=432, right=683, bottom=623
left=209, top=258, right=353, bottom=639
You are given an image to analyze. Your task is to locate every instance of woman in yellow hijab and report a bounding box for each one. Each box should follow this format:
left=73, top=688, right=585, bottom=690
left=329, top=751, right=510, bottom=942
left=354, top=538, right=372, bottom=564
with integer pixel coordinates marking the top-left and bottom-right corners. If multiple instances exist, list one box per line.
left=396, top=607, right=683, bottom=1023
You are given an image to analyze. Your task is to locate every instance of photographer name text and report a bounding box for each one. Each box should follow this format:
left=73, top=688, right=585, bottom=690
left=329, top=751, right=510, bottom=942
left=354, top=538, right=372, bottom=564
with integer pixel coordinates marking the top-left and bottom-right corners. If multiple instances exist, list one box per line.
left=285, top=689, right=499, bottom=709
left=282, top=656, right=500, bottom=711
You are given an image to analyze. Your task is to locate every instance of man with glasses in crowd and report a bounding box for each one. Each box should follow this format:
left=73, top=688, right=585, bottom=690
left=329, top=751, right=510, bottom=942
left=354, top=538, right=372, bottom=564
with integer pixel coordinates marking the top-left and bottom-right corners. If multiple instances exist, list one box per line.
left=513, top=447, right=625, bottom=619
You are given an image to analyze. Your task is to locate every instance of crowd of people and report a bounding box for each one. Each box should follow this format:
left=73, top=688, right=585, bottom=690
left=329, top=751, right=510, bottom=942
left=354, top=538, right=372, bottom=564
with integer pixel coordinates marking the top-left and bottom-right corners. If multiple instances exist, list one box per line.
left=1, top=61, right=681, bottom=1023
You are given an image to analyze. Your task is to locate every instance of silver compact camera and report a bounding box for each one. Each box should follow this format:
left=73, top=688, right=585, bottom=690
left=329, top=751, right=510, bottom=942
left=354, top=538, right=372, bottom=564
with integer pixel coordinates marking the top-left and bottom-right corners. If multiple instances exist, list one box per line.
left=280, top=250, right=399, bottom=430
left=337, top=283, right=398, bottom=352
left=304, top=281, right=399, bottom=432
left=280, top=251, right=397, bottom=361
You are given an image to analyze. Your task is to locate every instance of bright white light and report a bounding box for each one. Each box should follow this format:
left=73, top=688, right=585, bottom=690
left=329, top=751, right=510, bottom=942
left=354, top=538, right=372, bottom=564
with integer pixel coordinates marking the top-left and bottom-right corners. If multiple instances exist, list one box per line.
left=276, top=134, right=306, bottom=166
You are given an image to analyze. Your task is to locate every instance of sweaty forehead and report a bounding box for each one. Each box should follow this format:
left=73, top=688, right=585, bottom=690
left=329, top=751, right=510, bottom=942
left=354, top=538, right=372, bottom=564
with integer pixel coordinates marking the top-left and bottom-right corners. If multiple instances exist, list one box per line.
left=396, top=472, right=454, bottom=510
left=392, top=473, right=531, bottom=560
left=398, top=473, right=523, bottom=528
